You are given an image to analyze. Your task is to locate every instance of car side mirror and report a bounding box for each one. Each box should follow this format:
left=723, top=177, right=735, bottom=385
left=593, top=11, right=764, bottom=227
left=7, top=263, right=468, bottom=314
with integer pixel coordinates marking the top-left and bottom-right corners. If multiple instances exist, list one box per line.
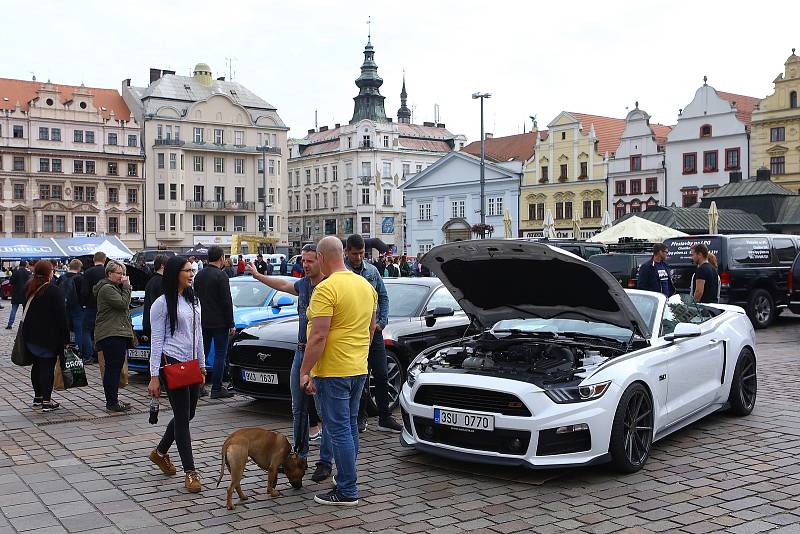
left=424, top=306, right=454, bottom=327
left=274, top=295, right=295, bottom=308
left=664, top=322, right=702, bottom=342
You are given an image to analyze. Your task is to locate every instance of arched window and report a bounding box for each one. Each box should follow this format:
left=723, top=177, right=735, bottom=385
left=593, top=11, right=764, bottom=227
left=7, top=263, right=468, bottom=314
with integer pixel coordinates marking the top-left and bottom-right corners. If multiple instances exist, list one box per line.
left=700, top=124, right=712, bottom=137
left=791, top=91, right=798, bottom=109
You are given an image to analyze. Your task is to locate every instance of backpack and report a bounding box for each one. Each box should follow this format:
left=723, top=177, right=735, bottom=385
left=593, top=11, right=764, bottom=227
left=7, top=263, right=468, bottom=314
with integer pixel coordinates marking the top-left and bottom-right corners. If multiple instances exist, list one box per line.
left=60, top=273, right=82, bottom=310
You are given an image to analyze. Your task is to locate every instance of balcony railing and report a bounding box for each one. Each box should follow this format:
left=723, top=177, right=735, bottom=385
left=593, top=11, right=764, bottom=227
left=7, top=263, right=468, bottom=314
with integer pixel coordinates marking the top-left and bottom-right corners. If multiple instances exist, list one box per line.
left=257, top=146, right=282, bottom=155
left=154, top=138, right=185, bottom=146
left=185, top=200, right=255, bottom=211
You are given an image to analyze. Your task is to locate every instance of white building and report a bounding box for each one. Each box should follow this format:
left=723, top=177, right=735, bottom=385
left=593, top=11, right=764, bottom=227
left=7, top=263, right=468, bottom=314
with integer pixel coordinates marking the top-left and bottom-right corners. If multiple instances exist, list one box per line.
left=287, top=38, right=466, bottom=252
left=607, top=103, right=671, bottom=219
left=400, top=151, right=520, bottom=254
left=122, top=64, right=289, bottom=252
left=665, top=79, right=759, bottom=207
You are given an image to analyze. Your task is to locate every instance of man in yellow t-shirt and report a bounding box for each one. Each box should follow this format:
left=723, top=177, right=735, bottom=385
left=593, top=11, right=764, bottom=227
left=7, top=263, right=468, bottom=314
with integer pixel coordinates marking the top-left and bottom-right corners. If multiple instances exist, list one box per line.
left=300, top=236, right=377, bottom=506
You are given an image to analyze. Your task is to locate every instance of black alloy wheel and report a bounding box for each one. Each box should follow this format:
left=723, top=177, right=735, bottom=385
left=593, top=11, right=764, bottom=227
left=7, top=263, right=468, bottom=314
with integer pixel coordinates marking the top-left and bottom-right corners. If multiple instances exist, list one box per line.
left=747, top=289, right=774, bottom=329
left=366, top=350, right=404, bottom=415
left=728, top=348, right=757, bottom=416
left=609, top=383, right=654, bottom=473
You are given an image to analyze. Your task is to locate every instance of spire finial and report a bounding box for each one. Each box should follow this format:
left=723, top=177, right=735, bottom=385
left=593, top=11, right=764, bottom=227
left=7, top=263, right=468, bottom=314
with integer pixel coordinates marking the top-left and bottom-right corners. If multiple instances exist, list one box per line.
left=367, top=15, right=371, bottom=44
left=793, top=47, right=796, bottom=55
left=635, top=100, right=639, bottom=109
left=703, top=75, right=708, bottom=85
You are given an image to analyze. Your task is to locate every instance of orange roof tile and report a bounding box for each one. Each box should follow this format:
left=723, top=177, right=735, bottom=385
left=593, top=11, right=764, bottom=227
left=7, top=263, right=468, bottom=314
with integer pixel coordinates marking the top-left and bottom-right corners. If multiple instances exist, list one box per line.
left=716, top=91, right=761, bottom=127
left=461, top=131, right=542, bottom=163
left=569, top=112, right=672, bottom=155
left=0, top=78, right=131, bottom=120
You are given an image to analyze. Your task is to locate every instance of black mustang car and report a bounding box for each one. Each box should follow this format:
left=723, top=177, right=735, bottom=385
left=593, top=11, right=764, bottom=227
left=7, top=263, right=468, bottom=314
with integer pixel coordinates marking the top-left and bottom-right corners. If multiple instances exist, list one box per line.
left=229, top=277, right=475, bottom=409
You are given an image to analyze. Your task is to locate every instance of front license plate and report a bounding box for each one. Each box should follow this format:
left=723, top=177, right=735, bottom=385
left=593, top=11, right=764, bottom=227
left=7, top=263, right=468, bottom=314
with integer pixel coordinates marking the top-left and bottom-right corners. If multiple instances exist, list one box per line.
left=434, top=407, right=494, bottom=431
left=126, top=348, right=150, bottom=361
left=242, top=370, right=278, bottom=384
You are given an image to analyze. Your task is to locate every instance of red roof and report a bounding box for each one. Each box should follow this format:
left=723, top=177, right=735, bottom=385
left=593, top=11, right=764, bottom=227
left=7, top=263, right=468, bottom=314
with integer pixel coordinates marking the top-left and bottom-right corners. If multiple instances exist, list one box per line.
left=0, top=78, right=131, bottom=120
left=716, top=91, right=761, bottom=127
left=569, top=112, right=672, bottom=155
left=461, top=131, right=543, bottom=163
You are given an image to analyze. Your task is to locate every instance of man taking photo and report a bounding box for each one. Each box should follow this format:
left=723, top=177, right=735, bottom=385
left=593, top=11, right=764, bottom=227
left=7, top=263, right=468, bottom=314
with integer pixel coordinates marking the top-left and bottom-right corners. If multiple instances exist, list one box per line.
left=636, top=243, right=674, bottom=297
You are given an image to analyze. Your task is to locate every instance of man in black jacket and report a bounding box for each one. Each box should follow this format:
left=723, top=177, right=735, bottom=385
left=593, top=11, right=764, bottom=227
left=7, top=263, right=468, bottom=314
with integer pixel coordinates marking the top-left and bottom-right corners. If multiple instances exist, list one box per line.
left=81, top=251, right=107, bottom=362
left=193, top=246, right=235, bottom=399
left=6, top=261, right=31, bottom=329
left=142, top=255, right=167, bottom=337
left=636, top=243, right=674, bottom=297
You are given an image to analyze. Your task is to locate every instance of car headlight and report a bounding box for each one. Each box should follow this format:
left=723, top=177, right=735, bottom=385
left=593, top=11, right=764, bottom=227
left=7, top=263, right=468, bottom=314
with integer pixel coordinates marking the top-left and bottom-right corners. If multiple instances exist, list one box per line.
left=544, top=381, right=611, bottom=404
left=406, top=356, right=429, bottom=387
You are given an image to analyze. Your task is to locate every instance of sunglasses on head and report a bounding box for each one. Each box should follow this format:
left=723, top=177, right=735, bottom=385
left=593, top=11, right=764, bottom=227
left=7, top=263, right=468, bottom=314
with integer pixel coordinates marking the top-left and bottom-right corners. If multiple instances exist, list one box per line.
left=301, top=244, right=317, bottom=252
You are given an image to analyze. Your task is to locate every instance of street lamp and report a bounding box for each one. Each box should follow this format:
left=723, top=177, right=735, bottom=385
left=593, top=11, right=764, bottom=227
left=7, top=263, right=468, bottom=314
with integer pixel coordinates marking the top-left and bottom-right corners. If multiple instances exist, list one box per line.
left=258, top=145, right=269, bottom=238
left=472, top=92, right=491, bottom=238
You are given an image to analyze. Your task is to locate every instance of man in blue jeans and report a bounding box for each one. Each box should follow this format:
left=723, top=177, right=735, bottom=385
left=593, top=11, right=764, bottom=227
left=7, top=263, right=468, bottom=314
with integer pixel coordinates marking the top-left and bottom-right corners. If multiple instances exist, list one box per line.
left=300, top=236, right=377, bottom=506
left=193, top=246, right=235, bottom=399
left=246, top=244, right=327, bottom=466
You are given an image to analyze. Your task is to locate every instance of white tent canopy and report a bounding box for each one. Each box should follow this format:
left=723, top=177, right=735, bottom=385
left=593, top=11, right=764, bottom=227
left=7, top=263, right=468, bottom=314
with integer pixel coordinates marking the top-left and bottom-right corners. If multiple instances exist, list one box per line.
left=587, top=216, right=688, bottom=244
left=55, top=236, right=134, bottom=260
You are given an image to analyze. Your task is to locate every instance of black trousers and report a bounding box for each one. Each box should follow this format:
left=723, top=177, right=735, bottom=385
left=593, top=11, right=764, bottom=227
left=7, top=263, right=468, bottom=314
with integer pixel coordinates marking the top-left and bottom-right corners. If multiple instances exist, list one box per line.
left=157, top=357, right=200, bottom=472
left=358, top=331, right=390, bottom=420
left=31, top=355, right=57, bottom=402
left=97, top=336, right=127, bottom=408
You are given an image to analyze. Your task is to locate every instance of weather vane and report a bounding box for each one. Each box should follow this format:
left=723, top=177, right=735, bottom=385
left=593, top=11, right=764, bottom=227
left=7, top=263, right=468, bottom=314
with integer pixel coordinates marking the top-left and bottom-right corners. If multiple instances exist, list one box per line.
left=367, top=15, right=371, bottom=42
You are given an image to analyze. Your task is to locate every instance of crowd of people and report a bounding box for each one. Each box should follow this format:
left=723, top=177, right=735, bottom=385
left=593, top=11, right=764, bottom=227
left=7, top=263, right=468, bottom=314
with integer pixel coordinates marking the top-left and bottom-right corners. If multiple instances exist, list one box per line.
left=636, top=242, right=720, bottom=303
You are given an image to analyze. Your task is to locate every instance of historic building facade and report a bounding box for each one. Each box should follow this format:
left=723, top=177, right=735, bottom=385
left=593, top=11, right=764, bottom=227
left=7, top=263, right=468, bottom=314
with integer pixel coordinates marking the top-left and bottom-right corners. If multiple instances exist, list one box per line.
left=664, top=79, right=758, bottom=207
left=607, top=104, right=672, bottom=219
left=400, top=151, right=520, bottom=254
left=519, top=112, right=623, bottom=238
left=0, top=79, right=144, bottom=246
left=751, top=49, right=800, bottom=192
left=287, top=38, right=466, bottom=253
left=122, top=64, right=288, bottom=252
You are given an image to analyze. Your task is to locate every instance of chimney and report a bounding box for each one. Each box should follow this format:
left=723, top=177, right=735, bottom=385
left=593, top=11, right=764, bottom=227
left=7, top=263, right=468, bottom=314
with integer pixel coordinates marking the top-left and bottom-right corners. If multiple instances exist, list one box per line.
left=729, top=171, right=742, bottom=183
left=755, top=167, right=771, bottom=181
left=334, top=123, right=340, bottom=129
left=485, top=132, right=494, bottom=139
left=161, top=70, right=176, bottom=76
left=123, top=78, right=131, bottom=87
left=423, top=121, right=435, bottom=127
left=217, top=76, right=225, bottom=81
left=319, top=125, right=328, bottom=132
left=149, top=68, right=162, bottom=84
left=308, top=128, right=315, bottom=134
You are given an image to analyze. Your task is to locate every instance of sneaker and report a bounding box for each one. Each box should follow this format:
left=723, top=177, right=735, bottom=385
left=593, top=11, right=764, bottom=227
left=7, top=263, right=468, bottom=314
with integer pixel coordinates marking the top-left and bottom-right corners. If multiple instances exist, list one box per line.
left=210, top=388, right=234, bottom=400
left=149, top=449, right=177, bottom=476
left=332, top=476, right=337, bottom=489
left=185, top=470, right=202, bottom=493
left=358, top=417, right=368, bottom=433
left=311, top=461, right=332, bottom=483
left=377, top=416, right=403, bottom=433
left=309, top=426, right=321, bottom=442
left=314, top=489, right=358, bottom=506
left=106, top=402, right=131, bottom=413
left=5, top=326, right=11, bottom=330
left=32, top=398, right=43, bottom=408
left=41, top=401, right=59, bottom=412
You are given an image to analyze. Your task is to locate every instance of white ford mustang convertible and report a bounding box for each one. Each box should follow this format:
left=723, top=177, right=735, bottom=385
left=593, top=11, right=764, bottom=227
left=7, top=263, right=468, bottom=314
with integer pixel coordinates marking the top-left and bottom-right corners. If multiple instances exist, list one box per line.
left=399, top=240, right=757, bottom=472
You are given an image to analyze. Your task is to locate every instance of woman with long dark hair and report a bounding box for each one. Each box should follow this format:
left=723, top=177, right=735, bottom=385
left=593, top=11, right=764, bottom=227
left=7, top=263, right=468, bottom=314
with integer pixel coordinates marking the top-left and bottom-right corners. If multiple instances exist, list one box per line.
left=147, top=256, right=206, bottom=493
left=22, top=261, right=69, bottom=412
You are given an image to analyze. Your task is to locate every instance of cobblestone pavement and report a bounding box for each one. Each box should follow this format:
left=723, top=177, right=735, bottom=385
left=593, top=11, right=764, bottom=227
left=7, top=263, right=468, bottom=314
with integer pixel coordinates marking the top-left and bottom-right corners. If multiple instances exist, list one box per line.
left=1, top=302, right=800, bottom=533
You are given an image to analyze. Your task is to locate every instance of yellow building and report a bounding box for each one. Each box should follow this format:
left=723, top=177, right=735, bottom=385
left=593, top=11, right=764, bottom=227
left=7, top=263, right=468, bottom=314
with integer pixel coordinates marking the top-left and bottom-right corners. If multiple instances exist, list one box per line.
left=520, top=112, right=625, bottom=238
left=751, top=49, right=800, bottom=191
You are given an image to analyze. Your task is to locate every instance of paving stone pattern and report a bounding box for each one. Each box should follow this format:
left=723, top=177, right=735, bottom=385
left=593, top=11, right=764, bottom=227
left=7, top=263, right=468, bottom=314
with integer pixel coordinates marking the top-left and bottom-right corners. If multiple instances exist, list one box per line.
left=1, top=303, right=799, bottom=532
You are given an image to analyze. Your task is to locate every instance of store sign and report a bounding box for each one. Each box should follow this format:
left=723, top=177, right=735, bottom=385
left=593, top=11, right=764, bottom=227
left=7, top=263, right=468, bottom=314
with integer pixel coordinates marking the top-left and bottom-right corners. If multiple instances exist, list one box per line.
left=195, top=235, right=233, bottom=246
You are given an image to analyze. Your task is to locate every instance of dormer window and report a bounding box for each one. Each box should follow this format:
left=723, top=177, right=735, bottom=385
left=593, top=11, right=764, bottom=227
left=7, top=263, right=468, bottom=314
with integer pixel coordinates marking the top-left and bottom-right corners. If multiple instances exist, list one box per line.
left=700, top=124, right=712, bottom=138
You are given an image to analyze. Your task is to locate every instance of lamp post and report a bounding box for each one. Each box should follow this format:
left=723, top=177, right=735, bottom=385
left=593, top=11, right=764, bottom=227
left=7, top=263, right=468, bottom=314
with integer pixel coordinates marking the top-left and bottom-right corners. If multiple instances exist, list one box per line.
left=472, top=92, right=491, bottom=238
left=258, top=145, right=268, bottom=238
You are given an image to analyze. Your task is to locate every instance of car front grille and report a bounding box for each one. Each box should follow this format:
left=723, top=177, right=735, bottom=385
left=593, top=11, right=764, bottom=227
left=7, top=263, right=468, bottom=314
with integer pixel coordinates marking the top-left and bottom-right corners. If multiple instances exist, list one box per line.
left=412, top=416, right=531, bottom=455
left=229, top=345, right=294, bottom=370
left=414, top=385, right=532, bottom=417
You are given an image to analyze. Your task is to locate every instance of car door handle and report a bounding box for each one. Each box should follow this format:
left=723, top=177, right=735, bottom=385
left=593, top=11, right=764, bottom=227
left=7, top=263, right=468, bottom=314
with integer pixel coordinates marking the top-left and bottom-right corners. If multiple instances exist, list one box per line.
left=709, top=339, right=719, bottom=344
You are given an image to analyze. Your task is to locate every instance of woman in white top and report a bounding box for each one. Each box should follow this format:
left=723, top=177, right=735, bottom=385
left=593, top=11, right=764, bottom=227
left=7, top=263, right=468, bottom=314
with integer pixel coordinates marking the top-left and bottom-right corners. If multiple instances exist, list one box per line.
left=147, top=256, right=206, bottom=493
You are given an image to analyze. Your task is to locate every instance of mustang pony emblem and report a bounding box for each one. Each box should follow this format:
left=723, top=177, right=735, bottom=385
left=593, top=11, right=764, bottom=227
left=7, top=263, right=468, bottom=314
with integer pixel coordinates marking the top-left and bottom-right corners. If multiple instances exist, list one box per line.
left=257, top=352, right=271, bottom=362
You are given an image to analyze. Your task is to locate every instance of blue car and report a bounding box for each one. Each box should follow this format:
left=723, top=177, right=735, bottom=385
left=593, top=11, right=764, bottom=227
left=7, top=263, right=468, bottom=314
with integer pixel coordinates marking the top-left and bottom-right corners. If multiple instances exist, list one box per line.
left=127, top=275, right=299, bottom=374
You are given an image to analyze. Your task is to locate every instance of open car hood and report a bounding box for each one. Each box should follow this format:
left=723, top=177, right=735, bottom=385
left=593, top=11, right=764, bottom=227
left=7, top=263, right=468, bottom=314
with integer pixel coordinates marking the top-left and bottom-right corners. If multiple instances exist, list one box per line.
left=422, top=240, right=650, bottom=337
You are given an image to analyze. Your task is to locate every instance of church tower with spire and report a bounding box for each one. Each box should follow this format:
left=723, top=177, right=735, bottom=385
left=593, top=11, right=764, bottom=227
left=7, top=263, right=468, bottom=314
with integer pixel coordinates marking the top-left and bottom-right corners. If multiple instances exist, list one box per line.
left=350, top=33, right=388, bottom=124
left=397, top=73, right=411, bottom=123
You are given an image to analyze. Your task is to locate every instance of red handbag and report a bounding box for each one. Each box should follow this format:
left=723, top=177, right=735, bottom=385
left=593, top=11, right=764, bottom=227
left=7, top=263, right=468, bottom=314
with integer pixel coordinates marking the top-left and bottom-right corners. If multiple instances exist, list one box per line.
left=161, top=303, right=204, bottom=391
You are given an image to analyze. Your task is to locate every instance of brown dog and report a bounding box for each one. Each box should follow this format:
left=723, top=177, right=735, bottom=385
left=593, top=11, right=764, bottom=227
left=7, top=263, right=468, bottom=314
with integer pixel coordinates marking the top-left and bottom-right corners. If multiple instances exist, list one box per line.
left=216, top=428, right=307, bottom=510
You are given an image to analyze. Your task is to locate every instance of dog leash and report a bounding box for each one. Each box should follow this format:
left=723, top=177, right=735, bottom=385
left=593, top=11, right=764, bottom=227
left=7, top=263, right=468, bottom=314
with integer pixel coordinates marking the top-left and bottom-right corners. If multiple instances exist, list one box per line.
left=293, top=383, right=310, bottom=454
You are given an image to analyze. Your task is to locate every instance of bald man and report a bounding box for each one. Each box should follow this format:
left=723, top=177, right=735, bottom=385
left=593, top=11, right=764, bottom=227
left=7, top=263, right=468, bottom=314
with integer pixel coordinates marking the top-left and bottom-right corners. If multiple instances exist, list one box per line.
left=299, top=236, right=377, bottom=506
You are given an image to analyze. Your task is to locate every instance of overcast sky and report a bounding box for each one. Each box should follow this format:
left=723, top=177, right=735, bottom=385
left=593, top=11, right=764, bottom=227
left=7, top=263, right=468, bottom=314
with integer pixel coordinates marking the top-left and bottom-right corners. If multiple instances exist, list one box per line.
left=3, top=0, right=797, bottom=142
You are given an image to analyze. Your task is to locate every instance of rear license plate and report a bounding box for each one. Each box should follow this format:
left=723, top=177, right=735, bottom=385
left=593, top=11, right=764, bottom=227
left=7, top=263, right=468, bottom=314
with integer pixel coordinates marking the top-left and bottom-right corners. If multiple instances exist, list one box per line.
left=242, top=370, right=278, bottom=384
left=126, top=349, right=150, bottom=361
left=434, top=407, right=494, bottom=431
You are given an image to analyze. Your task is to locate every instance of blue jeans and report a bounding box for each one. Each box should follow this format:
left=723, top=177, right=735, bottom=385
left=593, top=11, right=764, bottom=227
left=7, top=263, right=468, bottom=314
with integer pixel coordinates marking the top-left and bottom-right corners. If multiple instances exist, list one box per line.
left=202, top=327, right=230, bottom=392
left=7, top=303, right=23, bottom=327
left=314, top=375, right=367, bottom=499
left=291, top=349, right=328, bottom=461
left=68, top=307, right=92, bottom=361
left=83, top=308, right=97, bottom=361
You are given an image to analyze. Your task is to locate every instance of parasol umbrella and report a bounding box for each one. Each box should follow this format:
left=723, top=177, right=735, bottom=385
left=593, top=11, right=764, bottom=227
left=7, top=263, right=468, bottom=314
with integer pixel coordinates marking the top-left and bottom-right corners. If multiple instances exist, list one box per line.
left=542, top=209, right=557, bottom=239
left=503, top=209, right=513, bottom=239
left=571, top=212, right=582, bottom=240
left=600, top=210, right=613, bottom=232
left=708, top=201, right=719, bottom=234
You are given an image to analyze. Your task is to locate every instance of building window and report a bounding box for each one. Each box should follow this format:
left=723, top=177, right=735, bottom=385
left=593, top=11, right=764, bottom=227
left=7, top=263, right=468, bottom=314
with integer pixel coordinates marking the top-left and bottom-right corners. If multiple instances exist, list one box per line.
left=13, top=157, right=24, bottom=171
left=332, top=165, right=338, bottom=181
left=362, top=135, right=371, bottom=148
left=127, top=217, right=138, bottom=234
left=193, top=156, right=204, bottom=172
left=615, top=203, right=626, bottom=219
left=74, top=186, right=85, bottom=201
left=347, top=136, right=352, bottom=149
left=452, top=200, right=465, bottom=219
left=234, top=158, right=244, bottom=174
left=13, top=125, right=24, bottom=138
left=164, top=153, right=174, bottom=170
left=169, top=184, right=177, bottom=200
left=157, top=125, right=163, bottom=140
left=108, top=187, right=119, bottom=203
left=194, top=185, right=205, bottom=202
left=615, top=180, right=626, bottom=195
left=361, top=217, right=371, bottom=234
left=214, top=128, right=224, bottom=144
left=128, top=134, right=137, bottom=147
left=700, top=124, right=712, bottom=138
left=170, top=213, right=177, bottom=231
left=13, top=183, right=25, bottom=200
left=332, top=190, right=338, bottom=207
left=108, top=162, right=118, bottom=176
left=791, top=91, right=798, bottom=109
left=416, top=164, right=423, bottom=173
left=39, top=184, right=50, bottom=199
left=529, top=203, right=545, bottom=221
left=49, top=159, right=61, bottom=173
left=159, top=213, right=166, bottom=231
left=725, top=148, right=740, bottom=171
left=305, top=194, right=311, bottom=209
left=630, top=179, right=642, bottom=195
left=127, top=188, right=138, bottom=204
left=703, top=150, right=718, bottom=173
left=382, top=162, right=391, bottom=177
left=645, top=177, right=658, bottom=193
left=234, top=216, right=246, bottom=232
left=43, top=215, right=54, bottom=233
left=579, top=161, right=588, bottom=178
left=559, top=164, right=568, bottom=181
left=592, top=200, right=601, bottom=218
left=214, top=186, right=225, bottom=202
left=646, top=198, right=658, bottom=210
left=39, top=158, right=50, bottom=173
left=85, top=131, right=94, bottom=143
left=213, top=215, right=225, bottom=231
left=683, top=152, right=697, bottom=174
left=108, top=133, right=118, bottom=145
left=58, top=215, right=67, bottom=233
left=51, top=128, right=61, bottom=141
left=39, top=127, right=49, bottom=140
left=383, top=188, right=392, bottom=206
left=269, top=187, right=275, bottom=204
left=269, top=159, right=275, bottom=175
left=193, top=127, right=203, bottom=143
left=74, top=216, right=96, bottom=234
left=487, top=196, right=504, bottom=216
left=305, top=169, right=311, bottom=184
left=771, top=127, right=785, bottom=142
left=540, top=165, right=549, bottom=181
left=234, top=130, right=244, bottom=145
left=156, top=183, right=165, bottom=200
left=402, top=163, right=410, bottom=177
left=771, top=156, right=786, bottom=175
left=127, top=163, right=138, bottom=177
left=629, top=200, right=641, bottom=213
left=86, top=161, right=95, bottom=174
left=345, top=189, right=352, bottom=207
left=681, top=188, right=698, bottom=207
left=14, top=215, right=25, bottom=233
left=418, top=202, right=431, bottom=221
left=214, top=157, right=224, bottom=173
left=361, top=188, right=370, bottom=205
left=383, top=135, right=389, bottom=148
left=157, top=153, right=165, bottom=169
left=74, top=130, right=83, bottom=143
left=108, top=217, right=119, bottom=234
left=235, top=187, right=245, bottom=203
left=314, top=168, right=320, bottom=183
left=322, top=192, right=328, bottom=208
left=630, top=155, right=642, bottom=171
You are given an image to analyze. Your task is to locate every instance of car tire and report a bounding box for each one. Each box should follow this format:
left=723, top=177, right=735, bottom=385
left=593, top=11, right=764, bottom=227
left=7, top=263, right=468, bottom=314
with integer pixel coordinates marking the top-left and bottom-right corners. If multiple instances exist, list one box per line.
left=747, top=289, right=774, bottom=329
left=727, top=348, right=757, bottom=416
left=609, top=382, right=654, bottom=473
left=365, top=349, right=404, bottom=416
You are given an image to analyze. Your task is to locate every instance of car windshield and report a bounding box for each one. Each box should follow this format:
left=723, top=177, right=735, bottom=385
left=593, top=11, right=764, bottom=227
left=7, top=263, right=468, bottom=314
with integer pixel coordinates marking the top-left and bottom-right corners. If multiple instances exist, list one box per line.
left=385, top=283, right=431, bottom=317
left=492, top=318, right=633, bottom=342
left=229, top=280, right=271, bottom=307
